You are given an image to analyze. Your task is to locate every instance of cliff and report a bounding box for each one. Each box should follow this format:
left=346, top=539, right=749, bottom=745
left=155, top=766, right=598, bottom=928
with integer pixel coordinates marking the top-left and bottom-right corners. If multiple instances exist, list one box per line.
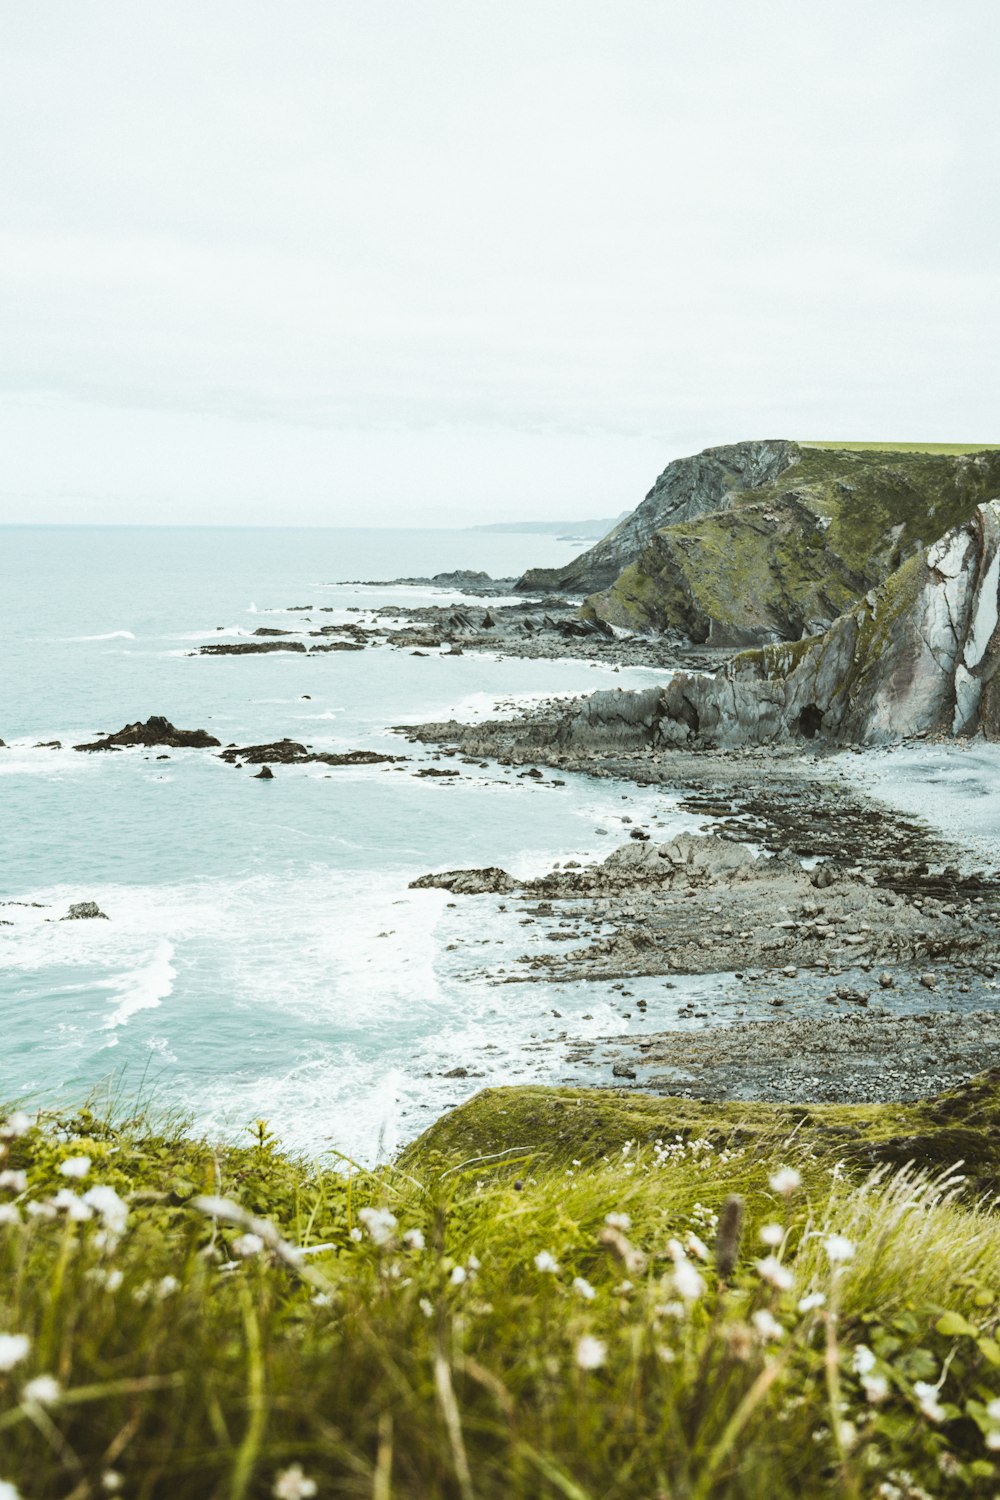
left=553, top=499, right=1000, bottom=748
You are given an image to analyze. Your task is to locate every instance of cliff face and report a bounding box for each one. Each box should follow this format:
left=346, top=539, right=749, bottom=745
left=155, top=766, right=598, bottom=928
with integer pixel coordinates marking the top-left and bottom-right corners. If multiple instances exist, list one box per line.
left=583, top=444, right=1000, bottom=644
left=552, top=500, right=1000, bottom=749
left=515, top=439, right=799, bottom=595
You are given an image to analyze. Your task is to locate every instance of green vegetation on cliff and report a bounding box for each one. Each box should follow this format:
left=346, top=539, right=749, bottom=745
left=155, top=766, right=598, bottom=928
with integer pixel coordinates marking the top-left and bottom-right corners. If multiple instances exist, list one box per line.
left=3, top=1079, right=1000, bottom=1496
left=586, top=443, right=1000, bottom=644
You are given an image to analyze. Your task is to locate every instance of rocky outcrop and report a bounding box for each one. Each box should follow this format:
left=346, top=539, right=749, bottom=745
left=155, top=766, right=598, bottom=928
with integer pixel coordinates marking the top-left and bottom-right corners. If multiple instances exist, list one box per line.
left=197, top=641, right=308, bottom=655
left=516, top=440, right=799, bottom=594
left=61, top=902, right=109, bottom=920
left=219, top=741, right=405, bottom=767
left=550, top=501, right=1000, bottom=748
left=409, top=867, right=516, bottom=894
left=74, top=717, right=221, bottom=752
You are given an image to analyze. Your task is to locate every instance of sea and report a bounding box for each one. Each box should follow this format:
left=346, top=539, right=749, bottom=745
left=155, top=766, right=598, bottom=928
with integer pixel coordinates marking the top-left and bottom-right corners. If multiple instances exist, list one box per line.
left=0, top=525, right=707, bottom=1161
left=4, top=526, right=1000, bottom=1163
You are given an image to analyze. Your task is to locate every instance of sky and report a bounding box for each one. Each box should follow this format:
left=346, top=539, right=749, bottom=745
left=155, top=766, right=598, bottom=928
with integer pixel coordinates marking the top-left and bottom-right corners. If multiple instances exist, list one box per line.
left=2, top=1, right=999, bottom=527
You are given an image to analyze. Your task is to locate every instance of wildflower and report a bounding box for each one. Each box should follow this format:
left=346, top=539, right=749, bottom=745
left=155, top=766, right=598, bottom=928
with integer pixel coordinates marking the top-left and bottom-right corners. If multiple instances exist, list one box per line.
left=0, top=1334, right=30, bottom=1372
left=755, top=1255, right=794, bottom=1291
left=449, top=1265, right=467, bottom=1286
left=673, top=1259, right=705, bottom=1301
left=52, top=1188, right=93, bottom=1222
left=157, top=1275, right=179, bottom=1298
left=822, top=1233, right=855, bottom=1265
left=573, top=1276, right=596, bottom=1300
left=0, top=1171, right=27, bottom=1193
left=862, top=1372, right=889, bottom=1403
left=686, top=1232, right=709, bottom=1262
left=987, top=1397, right=1000, bottom=1421
left=232, top=1233, right=265, bottom=1259
left=986, top=1430, right=1000, bottom=1451
left=852, top=1344, right=876, bottom=1376
left=357, top=1206, right=397, bottom=1246
left=0, top=1205, right=21, bottom=1226
left=101, top=1475, right=124, bottom=1494
left=752, top=1309, right=784, bottom=1342
left=349, top=1227, right=363, bottom=1242
left=759, top=1223, right=783, bottom=1248
left=25, top=1201, right=56, bottom=1220
left=0, top=1112, right=30, bottom=1139
left=419, top=1297, right=434, bottom=1318
left=311, top=1292, right=332, bottom=1308
left=82, top=1184, right=128, bottom=1237
left=768, top=1167, right=801, bottom=1196
left=59, top=1155, right=91, bottom=1179
left=838, top=1421, right=858, bottom=1451
left=604, top=1212, right=631, bottom=1231
left=575, top=1335, right=607, bottom=1371
left=273, top=1465, right=318, bottom=1500
left=0, top=1480, right=22, bottom=1500
left=657, top=1300, right=686, bottom=1320
left=466, top=1254, right=480, bottom=1272
left=797, top=1291, right=826, bottom=1312
left=913, top=1381, right=945, bottom=1422
left=402, top=1228, right=425, bottom=1250
left=23, top=1375, right=61, bottom=1406
left=534, top=1250, right=559, bottom=1274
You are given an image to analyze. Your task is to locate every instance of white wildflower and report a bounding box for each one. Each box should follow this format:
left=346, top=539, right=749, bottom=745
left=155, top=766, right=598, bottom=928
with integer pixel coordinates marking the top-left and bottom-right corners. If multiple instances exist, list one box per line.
left=232, top=1233, right=265, bottom=1259
left=357, top=1206, right=397, bottom=1246
left=466, top=1254, right=480, bottom=1272
left=59, top=1155, right=91, bottom=1180
left=686, top=1232, right=709, bottom=1262
left=311, top=1291, right=332, bottom=1308
left=673, top=1259, right=706, bottom=1301
left=449, top=1265, right=467, bottom=1285
left=862, top=1372, right=889, bottom=1404
left=822, top=1233, right=855, bottom=1265
left=534, top=1250, right=559, bottom=1274
left=0, top=1171, right=27, bottom=1194
left=768, top=1167, right=801, bottom=1196
left=52, top=1188, right=93, bottom=1222
left=402, top=1228, right=425, bottom=1251
left=419, top=1297, right=434, bottom=1318
left=82, top=1184, right=128, bottom=1237
left=604, top=1212, right=631, bottom=1231
left=573, top=1276, right=596, bottom=1300
left=852, top=1344, right=876, bottom=1376
left=0, top=1480, right=22, bottom=1500
left=349, top=1226, right=362, bottom=1242
left=838, top=1420, right=858, bottom=1452
left=752, top=1309, right=784, bottom=1342
left=797, top=1291, right=826, bottom=1312
left=986, top=1397, right=1000, bottom=1421
left=25, top=1200, right=56, bottom=1220
left=656, top=1300, right=686, bottom=1320
left=23, top=1375, right=61, bottom=1406
left=0, top=1112, right=31, bottom=1139
left=575, top=1335, right=607, bottom=1371
left=985, top=1430, right=1000, bottom=1451
left=0, top=1205, right=21, bottom=1226
left=273, top=1465, right=318, bottom=1500
left=101, top=1475, right=124, bottom=1494
left=913, top=1380, right=945, bottom=1422
left=0, top=1334, right=30, bottom=1372
left=755, top=1255, right=794, bottom=1291
left=759, top=1223, right=784, bottom=1248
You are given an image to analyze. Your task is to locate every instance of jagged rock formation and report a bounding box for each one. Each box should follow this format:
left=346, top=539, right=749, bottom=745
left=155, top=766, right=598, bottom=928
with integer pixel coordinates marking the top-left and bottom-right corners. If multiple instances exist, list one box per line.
left=551, top=501, right=1000, bottom=747
left=516, top=440, right=798, bottom=595
left=74, top=716, right=221, bottom=752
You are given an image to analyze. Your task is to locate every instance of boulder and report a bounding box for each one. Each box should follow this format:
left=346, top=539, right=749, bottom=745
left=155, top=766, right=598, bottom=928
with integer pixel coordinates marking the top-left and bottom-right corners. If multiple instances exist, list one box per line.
left=61, top=902, right=108, bottom=920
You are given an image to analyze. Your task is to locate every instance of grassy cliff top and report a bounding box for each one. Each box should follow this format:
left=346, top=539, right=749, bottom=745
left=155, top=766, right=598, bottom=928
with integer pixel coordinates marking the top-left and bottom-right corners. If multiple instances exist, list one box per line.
left=801, top=441, right=1000, bottom=455
left=2, top=1080, right=1000, bottom=1496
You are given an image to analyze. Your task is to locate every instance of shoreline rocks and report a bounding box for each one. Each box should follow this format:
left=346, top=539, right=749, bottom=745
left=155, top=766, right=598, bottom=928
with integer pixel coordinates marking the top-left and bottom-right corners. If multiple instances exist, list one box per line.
left=74, top=716, right=221, bottom=752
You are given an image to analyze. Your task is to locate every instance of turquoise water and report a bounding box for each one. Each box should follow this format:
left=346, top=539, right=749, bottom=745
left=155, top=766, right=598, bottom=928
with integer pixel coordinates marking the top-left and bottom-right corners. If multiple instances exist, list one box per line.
left=1, top=526, right=702, bottom=1159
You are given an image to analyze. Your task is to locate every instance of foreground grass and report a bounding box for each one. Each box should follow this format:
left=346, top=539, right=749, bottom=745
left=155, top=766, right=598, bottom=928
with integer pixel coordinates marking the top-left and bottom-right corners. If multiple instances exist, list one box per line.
left=2, top=1083, right=1000, bottom=1498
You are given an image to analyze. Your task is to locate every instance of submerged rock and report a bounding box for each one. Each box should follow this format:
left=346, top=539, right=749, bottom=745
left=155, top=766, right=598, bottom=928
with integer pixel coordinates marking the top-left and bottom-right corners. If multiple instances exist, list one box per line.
left=74, top=716, right=221, bottom=752
left=219, top=741, right=404, bottom=767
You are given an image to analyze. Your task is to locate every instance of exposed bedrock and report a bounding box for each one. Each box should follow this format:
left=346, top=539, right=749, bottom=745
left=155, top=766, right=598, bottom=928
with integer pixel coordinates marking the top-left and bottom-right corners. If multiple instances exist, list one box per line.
left=74, top=716, right=222, bottom=752
left=582, top=501, right=1000, bottom=747
left=516, top=439, right=798, bottom=594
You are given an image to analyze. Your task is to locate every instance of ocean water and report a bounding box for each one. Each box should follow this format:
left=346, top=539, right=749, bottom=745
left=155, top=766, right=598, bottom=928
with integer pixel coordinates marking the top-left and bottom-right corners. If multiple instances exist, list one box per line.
left=1, top=526, right=708, bottom=1160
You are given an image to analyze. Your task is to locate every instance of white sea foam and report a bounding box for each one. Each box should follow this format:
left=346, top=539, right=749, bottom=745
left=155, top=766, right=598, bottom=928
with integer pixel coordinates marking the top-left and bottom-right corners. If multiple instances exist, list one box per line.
left=66, top=631, right=136, bottom=642
left=101, top=940, right=177, bottom=1029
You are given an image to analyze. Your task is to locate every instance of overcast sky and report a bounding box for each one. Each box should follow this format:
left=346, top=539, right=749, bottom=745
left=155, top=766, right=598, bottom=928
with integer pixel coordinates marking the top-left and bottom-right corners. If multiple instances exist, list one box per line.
left=2, top=1, right=998, bottom=527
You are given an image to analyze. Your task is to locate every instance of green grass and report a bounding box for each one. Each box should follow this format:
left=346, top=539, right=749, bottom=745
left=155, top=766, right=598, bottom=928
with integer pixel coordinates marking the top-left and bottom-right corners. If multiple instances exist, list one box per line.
left=800, top=442, right=1000, bottom=455
left=2, top=1083, right=1000, bottom=1497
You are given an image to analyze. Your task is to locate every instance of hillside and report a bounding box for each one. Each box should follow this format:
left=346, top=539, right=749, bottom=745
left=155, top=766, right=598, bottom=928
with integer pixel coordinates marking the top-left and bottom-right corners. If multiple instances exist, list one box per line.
left=517, top=441, right=1000, bottom=647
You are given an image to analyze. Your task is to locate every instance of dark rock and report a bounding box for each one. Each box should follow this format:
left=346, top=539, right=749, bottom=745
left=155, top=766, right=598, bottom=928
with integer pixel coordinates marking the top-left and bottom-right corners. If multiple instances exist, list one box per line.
left=62, top=902, right=109, bottom=921
left=252, top=627, right=295, bottom=637
left=218, top=742, right=404, bottom=768
left=196, top=641, right=307, bottom=655
left=612, top=1062, right=637, bottom=1079
left=74, top=716, right=221, bottom=752
left=254, top=766, right=274, bottom=779
left=410, top=867, right=516, bottom=895
left=33, top=740, right=62, bottom=749
left=441, top=1066, right=469, bottom=1078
